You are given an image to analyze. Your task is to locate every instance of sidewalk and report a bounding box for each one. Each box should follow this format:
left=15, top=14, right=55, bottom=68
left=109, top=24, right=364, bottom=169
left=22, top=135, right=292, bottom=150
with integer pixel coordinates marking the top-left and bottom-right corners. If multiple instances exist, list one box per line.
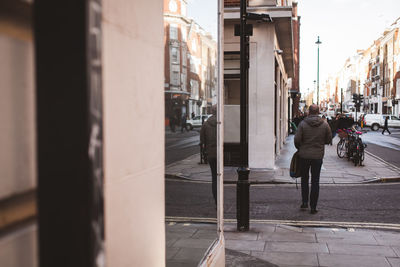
left=166, top=134, right=400, bottom=266
left=166, top=221, right=400, bottom=267
left=165, top=135, right=400, bottom=184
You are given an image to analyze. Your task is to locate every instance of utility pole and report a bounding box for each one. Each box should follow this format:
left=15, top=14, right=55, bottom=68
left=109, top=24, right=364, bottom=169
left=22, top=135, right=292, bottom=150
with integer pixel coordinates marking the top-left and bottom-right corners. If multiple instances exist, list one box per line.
left=316, top=36, right=322, bottom=106
left=340, top=88, right=343, bottom=113
left=235, top=0, right=271, bottom=232
left=237, top=0, right=251, bottom=232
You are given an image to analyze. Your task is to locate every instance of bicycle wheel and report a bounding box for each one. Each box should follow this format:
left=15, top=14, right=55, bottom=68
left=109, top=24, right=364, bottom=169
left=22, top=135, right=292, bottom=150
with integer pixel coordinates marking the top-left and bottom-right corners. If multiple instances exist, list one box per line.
left=359, top=146, right=365, bottom=166
left=353, top=152, right=359, bottom=166
left=337, top=139, right=346, bottom=158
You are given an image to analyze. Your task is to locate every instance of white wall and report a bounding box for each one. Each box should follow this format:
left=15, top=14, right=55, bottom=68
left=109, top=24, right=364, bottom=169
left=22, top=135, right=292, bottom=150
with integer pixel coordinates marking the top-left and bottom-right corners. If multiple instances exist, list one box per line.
left=0, top=224, right=37, bottom=267
left=0, top=35, right=36, bottom=200
left=103, top=0, right=165, bottom=266
left=224, top=105, right=240, bottom=142
left=224, top=22, right=276, bottom=169
left=248, top=27, right=276, bottom=169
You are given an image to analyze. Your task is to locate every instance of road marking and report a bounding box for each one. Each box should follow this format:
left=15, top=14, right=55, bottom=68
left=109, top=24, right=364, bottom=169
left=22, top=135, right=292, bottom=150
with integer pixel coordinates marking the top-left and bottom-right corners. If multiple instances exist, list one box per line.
left=166, top=216, right=217, bottom=223
left=166, top=177, right=400, bottom=186
left=166, top=177, right=211, bottom=184
left=165, top=216, right=400, bottom=230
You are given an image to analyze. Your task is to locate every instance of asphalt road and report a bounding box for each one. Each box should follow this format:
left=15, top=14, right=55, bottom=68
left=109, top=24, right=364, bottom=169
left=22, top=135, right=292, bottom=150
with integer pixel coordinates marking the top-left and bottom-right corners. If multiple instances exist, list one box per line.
left=166, top=180, right=400, bottom=224
left=165, top=129, right=201, bottom=165
left=362, top=128, right=400, bottom=168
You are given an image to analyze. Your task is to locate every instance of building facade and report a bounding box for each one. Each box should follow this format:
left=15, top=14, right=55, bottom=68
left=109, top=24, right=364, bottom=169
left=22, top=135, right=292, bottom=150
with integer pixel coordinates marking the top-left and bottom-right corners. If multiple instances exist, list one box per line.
left=224, top=0, right=299, bottom=169
left=164, top=0, right=217, bottom=124
left=320, top=17, right=400, bottom=117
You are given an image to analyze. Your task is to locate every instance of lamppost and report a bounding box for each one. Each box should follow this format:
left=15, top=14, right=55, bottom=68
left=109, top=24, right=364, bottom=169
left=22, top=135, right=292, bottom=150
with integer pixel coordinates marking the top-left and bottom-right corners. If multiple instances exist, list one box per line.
left=236, top=0, right=272, bottom=232
left=313, top=80, right=316, bottom=104
left=316, top=36, right=322, bottom=106
left=340, top=88, right=343, bottom=113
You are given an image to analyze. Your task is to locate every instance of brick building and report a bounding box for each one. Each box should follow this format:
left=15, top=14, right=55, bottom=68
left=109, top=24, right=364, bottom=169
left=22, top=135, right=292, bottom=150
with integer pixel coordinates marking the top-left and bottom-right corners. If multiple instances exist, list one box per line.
left=164, top=0, right=217, bottom=124
left=322, top=17, right=400, bottom=117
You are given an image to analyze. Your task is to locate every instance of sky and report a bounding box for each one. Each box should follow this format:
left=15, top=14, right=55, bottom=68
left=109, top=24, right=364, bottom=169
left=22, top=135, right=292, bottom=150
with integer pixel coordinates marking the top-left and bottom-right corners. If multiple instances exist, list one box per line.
left=298, top=0, right=400, bottom=95
left=186, top=0, right=400, bottom=95
left=187, top=0, right=218, bottom=39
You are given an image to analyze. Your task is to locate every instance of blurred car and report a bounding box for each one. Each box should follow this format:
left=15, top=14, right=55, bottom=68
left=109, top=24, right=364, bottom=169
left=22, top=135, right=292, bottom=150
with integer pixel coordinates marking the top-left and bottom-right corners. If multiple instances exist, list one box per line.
left=364, top=114, right=400, bottom=131
left=186, top=114, right=212, bottom=130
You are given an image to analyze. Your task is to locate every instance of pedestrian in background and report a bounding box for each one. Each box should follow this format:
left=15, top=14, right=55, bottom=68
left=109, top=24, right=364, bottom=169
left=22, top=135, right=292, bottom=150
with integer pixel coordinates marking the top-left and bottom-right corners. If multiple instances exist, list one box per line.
left=294, top=104, right=332, bottom=214
left=293, top=114, right=301, bottom=127
left=169, top=114, right=176, bottom=132
left=200, top=106, right=217, bottom=206
left=328, top=115, right=337, bottom=145
left=382, top=116, right=391, bottom=135
left=181, top=113, right=188, bottom=133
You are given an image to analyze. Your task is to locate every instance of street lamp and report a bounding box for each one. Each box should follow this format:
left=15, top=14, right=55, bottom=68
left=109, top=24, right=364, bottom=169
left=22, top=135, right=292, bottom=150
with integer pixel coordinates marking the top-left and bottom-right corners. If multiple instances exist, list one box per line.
left=313, top=80, right=316, bottom=104
left=315, top=36, right=322, bottom=106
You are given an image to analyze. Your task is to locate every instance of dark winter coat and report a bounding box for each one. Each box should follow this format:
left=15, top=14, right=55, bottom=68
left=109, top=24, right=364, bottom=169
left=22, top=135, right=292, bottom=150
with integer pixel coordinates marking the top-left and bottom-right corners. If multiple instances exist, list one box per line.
left=200, top=115, right=217, bottom=160
left=294, top=115, right=332, bottom=160
left=384, top=117, right=389, bottom=127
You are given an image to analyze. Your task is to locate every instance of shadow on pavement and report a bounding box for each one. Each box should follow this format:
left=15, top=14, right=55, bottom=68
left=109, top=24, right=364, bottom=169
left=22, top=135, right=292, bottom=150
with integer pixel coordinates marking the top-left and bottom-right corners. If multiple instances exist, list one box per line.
left=225, top=249, right=279, bottom=267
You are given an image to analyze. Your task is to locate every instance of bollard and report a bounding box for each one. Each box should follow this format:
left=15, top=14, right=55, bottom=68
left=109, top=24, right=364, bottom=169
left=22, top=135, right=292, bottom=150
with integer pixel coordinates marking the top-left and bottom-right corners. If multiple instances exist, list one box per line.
left=237, top=167, right=250, bottom=231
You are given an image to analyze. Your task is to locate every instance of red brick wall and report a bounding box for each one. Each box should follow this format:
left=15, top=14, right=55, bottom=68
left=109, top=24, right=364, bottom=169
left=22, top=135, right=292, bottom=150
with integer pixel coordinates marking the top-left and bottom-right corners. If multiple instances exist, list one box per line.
left=224, top=0, right=240, bottom=7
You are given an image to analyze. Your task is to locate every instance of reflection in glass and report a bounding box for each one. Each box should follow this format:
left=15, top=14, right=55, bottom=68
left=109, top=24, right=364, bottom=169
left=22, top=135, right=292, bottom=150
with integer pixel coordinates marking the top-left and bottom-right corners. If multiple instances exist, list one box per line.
left=163, top=0, right=218, bottom=266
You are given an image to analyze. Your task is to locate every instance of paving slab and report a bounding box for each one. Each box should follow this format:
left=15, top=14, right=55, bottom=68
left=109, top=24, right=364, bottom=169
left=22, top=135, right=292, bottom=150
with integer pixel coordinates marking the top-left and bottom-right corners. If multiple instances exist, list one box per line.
left=191, top=229, right=218, bottom=239
left=387, top=257, right=400, bottom=267
left=171, top=247, right=207, bottom=261
left=258, top=232, right=317, bottom=243
left=265, top=241, right=329, bottom=254
left=166, top=247, right=180, bottom=260
left=373, top=235, right=400, bottom=247
left=317, top=253, right=391, bottom=267
left=316, top=231, right=378, bottom=245
left=225, top=249, right=279, bottom=267
left=251, top=251, right=319, bottom=266
left=166, top=260, right=201, bottom=267
left=224, top=231, right=259, bottom=241
left=172, top=238, right=216, bottom=249
left=327, top=243, right=397, bottom=257
left=225, top=239, right=266, bottom=252
left=166, top=221, right=400, bottom=266
left=393, top=246, right=400, bottom=257
left=166, top=238, right=178, bottom=247
left=275, top=225, right=304, bottom=233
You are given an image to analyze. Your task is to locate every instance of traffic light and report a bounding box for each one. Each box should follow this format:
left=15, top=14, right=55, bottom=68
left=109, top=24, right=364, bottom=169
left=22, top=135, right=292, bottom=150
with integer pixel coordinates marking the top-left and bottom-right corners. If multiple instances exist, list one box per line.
left=352, top=93, right=358, bottom=104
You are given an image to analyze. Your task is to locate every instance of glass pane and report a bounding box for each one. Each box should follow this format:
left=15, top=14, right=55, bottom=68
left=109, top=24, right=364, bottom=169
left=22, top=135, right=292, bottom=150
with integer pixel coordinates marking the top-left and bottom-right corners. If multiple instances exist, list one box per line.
left=164, top=0, right=219, bottom=266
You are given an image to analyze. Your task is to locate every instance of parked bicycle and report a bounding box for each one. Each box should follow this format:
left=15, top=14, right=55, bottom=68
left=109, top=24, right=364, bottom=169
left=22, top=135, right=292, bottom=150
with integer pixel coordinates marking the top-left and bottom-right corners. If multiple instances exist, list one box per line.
left=336, top=128, right=367, bottom=166
left=350, top=130, right=366, bottom=166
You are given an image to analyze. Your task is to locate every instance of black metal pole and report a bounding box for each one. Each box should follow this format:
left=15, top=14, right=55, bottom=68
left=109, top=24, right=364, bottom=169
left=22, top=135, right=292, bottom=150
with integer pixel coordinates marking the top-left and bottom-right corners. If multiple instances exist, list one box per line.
left=341, top=88, right=343, bottom=113
left=316, top=36, right=321, bottom=106
left=237, top=0, right=250, bottom=232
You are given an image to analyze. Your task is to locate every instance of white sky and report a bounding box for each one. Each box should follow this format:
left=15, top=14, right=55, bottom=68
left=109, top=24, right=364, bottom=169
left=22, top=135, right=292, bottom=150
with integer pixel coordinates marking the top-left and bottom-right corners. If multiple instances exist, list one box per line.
left=187, top=0, right=218, bottom=39
left=298, top=0, right=400, bottom=94
left=186, top=0, right=400, bottom=95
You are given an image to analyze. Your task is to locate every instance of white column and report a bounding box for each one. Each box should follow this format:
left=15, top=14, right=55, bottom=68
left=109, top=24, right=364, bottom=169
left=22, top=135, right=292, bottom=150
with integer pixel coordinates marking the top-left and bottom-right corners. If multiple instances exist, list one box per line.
left=248, top=24, right=275, bottom=169
left=103, top=0, right=165, bottom=266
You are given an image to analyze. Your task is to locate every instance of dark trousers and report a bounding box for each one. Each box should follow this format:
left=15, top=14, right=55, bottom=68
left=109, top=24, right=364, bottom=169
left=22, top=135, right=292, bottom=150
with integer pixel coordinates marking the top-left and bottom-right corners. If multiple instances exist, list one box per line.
left=208, top=158, right=217, bottom=205
left=300, top=158, right=323, bottom=209
left=382, top=127, right=391, bottom=134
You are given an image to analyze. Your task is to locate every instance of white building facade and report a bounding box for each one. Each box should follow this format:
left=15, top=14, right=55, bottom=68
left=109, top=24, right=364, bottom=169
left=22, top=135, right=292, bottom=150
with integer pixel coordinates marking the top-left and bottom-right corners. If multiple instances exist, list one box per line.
left=224, top=1, right=296, bottom=169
